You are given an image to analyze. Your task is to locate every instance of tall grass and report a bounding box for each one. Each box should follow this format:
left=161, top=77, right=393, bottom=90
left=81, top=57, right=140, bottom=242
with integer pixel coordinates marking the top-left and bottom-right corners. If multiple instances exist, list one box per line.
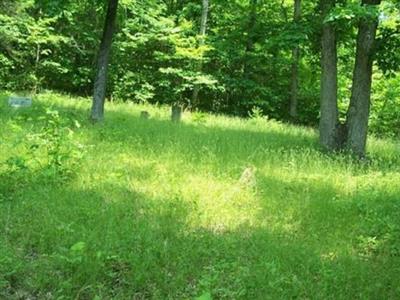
left=1, top=92, right=400, bottom=299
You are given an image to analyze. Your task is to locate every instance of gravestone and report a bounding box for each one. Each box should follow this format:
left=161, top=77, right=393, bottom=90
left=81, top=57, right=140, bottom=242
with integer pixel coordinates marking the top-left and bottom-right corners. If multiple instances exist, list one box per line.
left=171, top=104, right=182, bottom=123
left=8, top=96, right=32, bottom=108
left=140, top=111, right=150, bottom=119
left=239, top=167, right=256, bottom=187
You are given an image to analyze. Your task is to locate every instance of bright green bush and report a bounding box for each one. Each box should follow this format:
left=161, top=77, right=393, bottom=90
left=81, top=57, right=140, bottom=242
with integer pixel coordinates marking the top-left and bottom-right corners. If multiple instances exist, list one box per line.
left=370, top=73, right=400, bottom=137
left=0, top=103, right=83, bottom=202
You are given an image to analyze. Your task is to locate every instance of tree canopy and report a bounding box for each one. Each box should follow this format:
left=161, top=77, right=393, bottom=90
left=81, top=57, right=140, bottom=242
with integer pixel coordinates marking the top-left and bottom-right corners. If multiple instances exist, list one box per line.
left=1, top=0, right=399, bottom=145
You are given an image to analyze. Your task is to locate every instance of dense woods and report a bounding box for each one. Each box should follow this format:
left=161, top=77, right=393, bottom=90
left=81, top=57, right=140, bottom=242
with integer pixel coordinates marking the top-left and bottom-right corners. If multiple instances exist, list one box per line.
left=1, top=0, right=399, bottom=148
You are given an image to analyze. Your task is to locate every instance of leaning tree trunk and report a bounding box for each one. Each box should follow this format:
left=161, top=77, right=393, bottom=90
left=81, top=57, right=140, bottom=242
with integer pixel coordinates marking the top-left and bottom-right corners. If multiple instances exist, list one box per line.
left=319, top=0, right=340, bottom=150
left=192, top=0, right=210, bottom=107
left=90, top=0, right=119, bottom=122
left=289, top=0, right=301, bottom=122
left=345, top=0, right=381, bottom=157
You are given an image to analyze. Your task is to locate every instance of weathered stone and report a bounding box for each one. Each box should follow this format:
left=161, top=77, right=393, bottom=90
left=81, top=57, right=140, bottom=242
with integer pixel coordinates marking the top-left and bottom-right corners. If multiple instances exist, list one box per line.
left=140, top=111, right=150, bottom=119
left=8, top=96, right=32, bottom=108
left=171, top=104, right=182, bottom=123
left=239, top=167, right=256, bottom=187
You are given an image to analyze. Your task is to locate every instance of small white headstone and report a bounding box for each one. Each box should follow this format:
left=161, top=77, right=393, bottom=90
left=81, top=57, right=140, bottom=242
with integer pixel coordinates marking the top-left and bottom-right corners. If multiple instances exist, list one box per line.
left=8, top=96, right=32, bottom=108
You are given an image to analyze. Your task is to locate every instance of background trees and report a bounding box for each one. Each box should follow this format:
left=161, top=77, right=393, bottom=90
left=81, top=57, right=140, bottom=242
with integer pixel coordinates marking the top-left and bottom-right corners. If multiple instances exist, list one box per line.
left=289, top=0, right=302, bottom=122
left=0, top=0, right=400, bottom=152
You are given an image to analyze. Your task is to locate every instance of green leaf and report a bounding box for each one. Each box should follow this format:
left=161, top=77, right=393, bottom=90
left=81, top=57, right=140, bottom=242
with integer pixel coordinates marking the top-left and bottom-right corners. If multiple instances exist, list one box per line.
left=195, top=292, right=212, bottom=300
left=70, top=241, right=86, bottom=252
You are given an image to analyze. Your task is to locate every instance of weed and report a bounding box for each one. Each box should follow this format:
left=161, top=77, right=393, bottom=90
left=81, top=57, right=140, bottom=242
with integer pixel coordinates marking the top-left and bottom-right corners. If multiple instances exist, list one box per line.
left=0, top=92, right=399, bottom=299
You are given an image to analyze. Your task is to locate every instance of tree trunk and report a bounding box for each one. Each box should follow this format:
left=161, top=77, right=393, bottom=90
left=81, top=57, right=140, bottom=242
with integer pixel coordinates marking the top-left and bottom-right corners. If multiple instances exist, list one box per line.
left=34, top=43, right=41, bottom=94
left=90, top=0, right=119, bottom=122
left=192, top=0, right=210, bottom=107
left=319, top=0, right=340, bottom=150
left=289, top=0, right=302, bottom=121
left=345, top=0, right=381, bottom=157
left=243, top=0, right=258, bottom=79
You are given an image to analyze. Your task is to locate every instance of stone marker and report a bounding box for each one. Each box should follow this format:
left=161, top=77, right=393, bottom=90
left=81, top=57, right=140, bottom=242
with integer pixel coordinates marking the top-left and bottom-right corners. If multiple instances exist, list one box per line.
left=171, top=104, right=182, bottom=123
left=140, top=111, right=150, bottom=119
left=239, top=167, right=256, bottom=187
left=8, top=96, right=32, bottom=108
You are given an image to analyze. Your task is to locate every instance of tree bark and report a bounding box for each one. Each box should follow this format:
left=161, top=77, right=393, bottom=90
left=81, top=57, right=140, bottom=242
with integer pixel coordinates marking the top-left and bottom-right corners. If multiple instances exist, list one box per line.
left=34, top=43, right=41, bottom=94
left=289, top=0, right=302, bottom=121
left=346, top=0, right=381, bottom=157
left=90, top=0, right=119, bottom=122
left=319, top=0, right=340, bottom=150
left=192, top=0, right=210, bottom=107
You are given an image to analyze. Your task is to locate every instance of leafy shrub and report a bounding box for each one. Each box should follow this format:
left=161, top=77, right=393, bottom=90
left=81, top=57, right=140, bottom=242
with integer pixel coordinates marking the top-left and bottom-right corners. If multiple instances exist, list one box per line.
left=370, top=74, right=400, bottom=137
left=0, top=108, right=84, bottom=201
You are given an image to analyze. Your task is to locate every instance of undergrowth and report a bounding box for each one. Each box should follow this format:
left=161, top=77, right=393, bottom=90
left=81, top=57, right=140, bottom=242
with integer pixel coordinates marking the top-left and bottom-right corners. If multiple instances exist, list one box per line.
left=0, top=92, right=400, bottom=299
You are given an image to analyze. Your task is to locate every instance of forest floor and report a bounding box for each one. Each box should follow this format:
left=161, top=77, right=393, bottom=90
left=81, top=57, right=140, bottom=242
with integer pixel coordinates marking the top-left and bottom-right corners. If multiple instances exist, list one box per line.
left=1, top=92, right=400, bottom=299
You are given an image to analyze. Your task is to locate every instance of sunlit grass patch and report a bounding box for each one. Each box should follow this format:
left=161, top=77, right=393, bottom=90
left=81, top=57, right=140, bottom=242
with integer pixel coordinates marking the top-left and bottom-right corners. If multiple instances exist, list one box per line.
left=1, top=92, right=400, bottom=299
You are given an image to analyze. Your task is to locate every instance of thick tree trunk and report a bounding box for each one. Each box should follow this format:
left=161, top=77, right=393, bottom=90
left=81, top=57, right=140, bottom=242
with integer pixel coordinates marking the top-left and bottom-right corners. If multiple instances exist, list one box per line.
left=289, top=0, right=302, bottom=121
left=90, top=0, right=119, bottom=122
left=319, top=0, right=340, bottom=150
left=346, top=0, right=381, bottom=157
left=243, top=0, right=258, bottom=79
left=192, top=0, right=209, bottom=107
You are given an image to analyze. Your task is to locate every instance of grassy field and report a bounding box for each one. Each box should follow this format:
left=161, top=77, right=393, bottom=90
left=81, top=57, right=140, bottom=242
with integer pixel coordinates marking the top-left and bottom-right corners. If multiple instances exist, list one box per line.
left=1, top=92, right=400, bottom=299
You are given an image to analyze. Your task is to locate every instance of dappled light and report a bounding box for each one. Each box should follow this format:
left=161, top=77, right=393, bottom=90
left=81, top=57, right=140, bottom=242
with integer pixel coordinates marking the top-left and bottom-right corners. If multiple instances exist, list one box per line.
left=1, top=93, right=400, bottom=298
left=1, top=0, right=400, bottom=297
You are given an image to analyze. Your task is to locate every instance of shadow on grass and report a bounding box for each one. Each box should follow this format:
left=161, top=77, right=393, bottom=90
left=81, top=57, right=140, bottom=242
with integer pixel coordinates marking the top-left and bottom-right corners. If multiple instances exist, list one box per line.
left=258, top=171, right=400, bottom=241
left=26, top=97, right=318, bottom=145
left=2, top=177, right=400, bottom=299
left=14, top=98, right=399, bottom=173
left=2, top=96, right=400, bottom=299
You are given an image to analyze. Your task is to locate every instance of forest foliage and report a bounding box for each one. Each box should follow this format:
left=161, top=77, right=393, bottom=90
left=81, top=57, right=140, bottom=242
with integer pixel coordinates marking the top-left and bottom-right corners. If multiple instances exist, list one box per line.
left=0, top=0, right=399, bottom=136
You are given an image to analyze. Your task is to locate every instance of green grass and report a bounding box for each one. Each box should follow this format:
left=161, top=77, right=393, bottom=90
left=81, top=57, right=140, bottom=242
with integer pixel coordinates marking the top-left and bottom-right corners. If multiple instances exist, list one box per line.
left=1, top=92, right=400, bottom=299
